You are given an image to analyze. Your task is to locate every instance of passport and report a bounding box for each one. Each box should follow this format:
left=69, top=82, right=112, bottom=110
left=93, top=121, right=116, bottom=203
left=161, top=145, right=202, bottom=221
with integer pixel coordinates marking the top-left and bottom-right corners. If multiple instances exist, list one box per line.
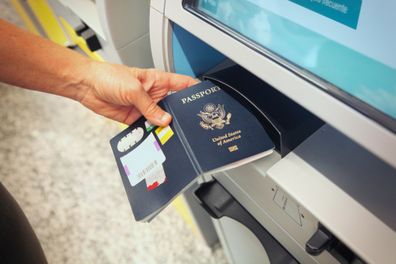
left=110, top=81, right=274, bottom=221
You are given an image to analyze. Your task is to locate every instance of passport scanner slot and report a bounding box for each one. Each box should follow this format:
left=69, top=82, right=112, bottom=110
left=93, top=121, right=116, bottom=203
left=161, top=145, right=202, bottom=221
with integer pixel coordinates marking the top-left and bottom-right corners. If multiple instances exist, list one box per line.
left=202, top=63, right=324, bottom=157
left=171, top=23, right=323, bottom=156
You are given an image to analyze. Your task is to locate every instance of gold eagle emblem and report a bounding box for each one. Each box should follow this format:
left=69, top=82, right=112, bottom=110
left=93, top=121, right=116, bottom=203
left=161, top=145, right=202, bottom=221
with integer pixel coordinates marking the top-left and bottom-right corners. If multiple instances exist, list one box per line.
left=197, top=103, right=232, bottom=130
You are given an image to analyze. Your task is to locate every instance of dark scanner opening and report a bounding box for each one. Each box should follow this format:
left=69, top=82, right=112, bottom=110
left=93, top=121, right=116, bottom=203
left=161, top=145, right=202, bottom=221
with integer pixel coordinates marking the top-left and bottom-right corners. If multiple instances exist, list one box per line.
left=203, top=63, right=324, bottom=156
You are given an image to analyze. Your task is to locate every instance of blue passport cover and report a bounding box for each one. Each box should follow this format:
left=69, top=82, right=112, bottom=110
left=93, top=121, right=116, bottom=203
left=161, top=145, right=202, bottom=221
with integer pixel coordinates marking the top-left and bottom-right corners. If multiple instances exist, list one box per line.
left=110, top=81, right=274, bottom=221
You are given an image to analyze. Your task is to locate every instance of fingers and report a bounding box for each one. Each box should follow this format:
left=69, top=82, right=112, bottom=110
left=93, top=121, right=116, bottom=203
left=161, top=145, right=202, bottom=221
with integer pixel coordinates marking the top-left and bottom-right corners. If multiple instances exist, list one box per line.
left=133, top=86, right=172, bottom=126
left=111, top=67, right=198, bottom=126
left=162, top=71, right=200, bottom=92
left=122, top=108, right=142, bottom=125
left=138, top=68, right=199, bottom=92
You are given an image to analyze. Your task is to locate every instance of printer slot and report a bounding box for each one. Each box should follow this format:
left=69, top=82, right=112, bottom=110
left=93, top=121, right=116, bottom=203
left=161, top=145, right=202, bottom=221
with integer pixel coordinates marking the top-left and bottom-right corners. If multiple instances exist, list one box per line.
left=195, top=180, right=299, bottom=264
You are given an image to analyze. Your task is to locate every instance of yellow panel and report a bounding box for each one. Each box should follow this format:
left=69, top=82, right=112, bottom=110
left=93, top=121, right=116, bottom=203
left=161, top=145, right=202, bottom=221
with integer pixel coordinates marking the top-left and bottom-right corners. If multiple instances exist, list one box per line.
left=10, top=0, right=40, bottom=35
left=26, top=0, right=68, bottom=46
left=59, top=17, right=104, bottom=62
left=172, top=196, right=199, bottom=235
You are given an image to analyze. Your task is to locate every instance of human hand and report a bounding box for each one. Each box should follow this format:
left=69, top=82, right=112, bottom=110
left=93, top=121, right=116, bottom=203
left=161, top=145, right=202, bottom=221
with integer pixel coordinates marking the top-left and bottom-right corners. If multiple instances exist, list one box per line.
left=78, top=62, right=198, bottom=126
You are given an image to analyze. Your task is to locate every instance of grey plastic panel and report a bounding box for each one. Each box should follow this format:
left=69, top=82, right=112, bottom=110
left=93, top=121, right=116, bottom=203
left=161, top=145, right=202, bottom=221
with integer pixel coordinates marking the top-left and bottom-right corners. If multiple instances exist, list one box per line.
left=195, top=181, right=298, bottom=263
left=97, top=0, right=153, bottom=67
left=116, top=34, right=153, bottom=68
left=98, top=0, right=150, bottom=49
left=294, top=125, right=396, bottom=232
left=214, top=217, right=271, bottom=264
left=183, top=183, right=219, bottom=247
left=267, top=125, right=396, bottom=263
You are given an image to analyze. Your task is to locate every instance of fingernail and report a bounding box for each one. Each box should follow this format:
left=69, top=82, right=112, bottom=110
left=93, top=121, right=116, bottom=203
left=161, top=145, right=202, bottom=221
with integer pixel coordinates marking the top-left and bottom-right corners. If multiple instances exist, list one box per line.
left=160, top=113, right=171, bottom=123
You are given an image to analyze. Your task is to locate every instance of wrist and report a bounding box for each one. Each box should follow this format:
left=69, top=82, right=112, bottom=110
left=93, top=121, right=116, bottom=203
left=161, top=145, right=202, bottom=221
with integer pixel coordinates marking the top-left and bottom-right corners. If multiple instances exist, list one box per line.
left=67, top=59, right=100, bottom=102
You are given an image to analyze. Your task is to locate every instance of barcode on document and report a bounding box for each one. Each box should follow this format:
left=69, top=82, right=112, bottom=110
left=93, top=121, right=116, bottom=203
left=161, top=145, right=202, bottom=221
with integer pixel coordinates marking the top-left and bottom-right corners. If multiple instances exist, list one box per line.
left=137, top=160, right=158, bottom=180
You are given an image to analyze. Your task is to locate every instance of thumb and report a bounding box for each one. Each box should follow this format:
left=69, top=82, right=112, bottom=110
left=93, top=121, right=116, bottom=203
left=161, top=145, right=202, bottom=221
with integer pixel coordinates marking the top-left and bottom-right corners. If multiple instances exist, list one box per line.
left=133, top=87, right=172, bottom=126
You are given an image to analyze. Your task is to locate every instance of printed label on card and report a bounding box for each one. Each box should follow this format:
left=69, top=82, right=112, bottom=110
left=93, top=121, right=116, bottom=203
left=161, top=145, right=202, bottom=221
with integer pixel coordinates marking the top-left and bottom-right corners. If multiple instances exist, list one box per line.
left=120, top=133, right=166, bottom=187
left=146, top=166, right=167, bottom=191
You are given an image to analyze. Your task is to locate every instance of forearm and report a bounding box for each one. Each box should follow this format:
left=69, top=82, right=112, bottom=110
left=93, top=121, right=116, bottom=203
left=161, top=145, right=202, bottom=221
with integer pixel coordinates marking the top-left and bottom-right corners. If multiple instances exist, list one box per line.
left=0, top=19, right=198, bottom=126
left=0, top=19, right=93, bottom=101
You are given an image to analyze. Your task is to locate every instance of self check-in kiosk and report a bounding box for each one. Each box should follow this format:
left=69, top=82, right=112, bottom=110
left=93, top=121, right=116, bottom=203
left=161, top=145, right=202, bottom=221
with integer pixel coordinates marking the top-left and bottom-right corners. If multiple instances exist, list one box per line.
left=20, top=1, right=396, bottom=263
left=150, top=1, right=396, bottom=263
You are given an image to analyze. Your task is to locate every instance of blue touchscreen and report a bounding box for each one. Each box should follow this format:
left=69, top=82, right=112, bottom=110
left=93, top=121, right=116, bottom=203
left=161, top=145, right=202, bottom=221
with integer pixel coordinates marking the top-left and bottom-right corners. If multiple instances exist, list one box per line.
left=197, top=0, right=396, bottom=121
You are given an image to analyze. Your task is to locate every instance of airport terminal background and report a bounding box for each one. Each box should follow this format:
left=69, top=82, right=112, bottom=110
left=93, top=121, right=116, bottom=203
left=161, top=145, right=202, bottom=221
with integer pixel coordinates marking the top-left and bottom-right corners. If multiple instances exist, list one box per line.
left=0, top=1, right=227, bottom=263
